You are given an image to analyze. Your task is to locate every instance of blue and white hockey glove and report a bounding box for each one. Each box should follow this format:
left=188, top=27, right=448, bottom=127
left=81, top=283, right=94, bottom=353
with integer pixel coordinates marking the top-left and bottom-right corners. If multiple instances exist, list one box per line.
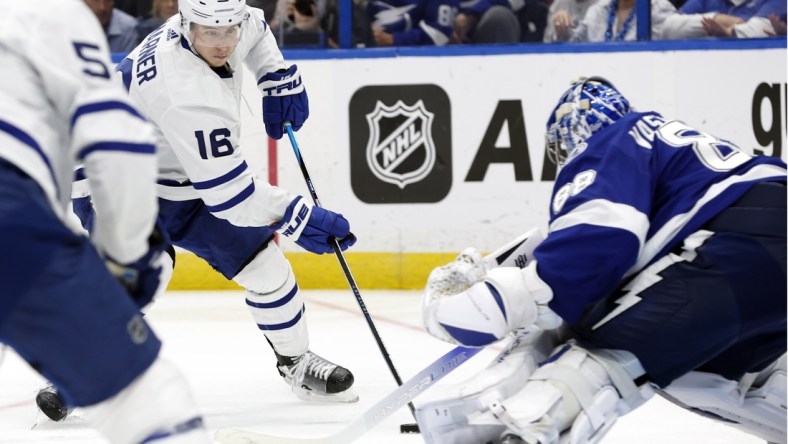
left=105, top=226, right=168, bottom=309
left=258, top=64, right=309, bottom=140
left=273, top=196, right=356, bottom=254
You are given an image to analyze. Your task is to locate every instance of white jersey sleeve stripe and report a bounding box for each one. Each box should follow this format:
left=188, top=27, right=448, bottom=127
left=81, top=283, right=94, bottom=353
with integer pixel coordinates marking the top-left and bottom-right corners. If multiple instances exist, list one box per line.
left=205, top=181, right=255, bottom=213
left=549, top=198, right=649, bottom=251
left=0, top=119, right=58, bottom=193
left=71, top=101, right=146, bottom=129
left=192, top=161, right=248, bottom=190
left=78, top=141, right=156, bottom=160
left=633, top=162, right=788, bottom=272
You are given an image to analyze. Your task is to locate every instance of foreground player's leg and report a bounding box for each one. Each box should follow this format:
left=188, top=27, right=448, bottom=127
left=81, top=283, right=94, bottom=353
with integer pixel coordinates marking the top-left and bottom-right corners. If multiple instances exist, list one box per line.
left=34, top=247, right=176, bottom=422
left=234, top=243, right=357, bottom=402
left=0, top=178, right=210, bottom=442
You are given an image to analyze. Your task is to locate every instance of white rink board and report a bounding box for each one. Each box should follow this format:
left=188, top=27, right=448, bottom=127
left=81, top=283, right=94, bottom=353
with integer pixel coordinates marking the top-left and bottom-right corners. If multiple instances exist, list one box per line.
left=238, top=48, right=787, bottom=254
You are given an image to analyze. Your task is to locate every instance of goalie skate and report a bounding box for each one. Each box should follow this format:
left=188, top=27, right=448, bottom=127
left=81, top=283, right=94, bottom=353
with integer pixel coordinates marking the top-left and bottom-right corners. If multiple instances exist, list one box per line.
left=416, top=326, right=563, bottom=444
left=276, top=350, right=358, bottom=403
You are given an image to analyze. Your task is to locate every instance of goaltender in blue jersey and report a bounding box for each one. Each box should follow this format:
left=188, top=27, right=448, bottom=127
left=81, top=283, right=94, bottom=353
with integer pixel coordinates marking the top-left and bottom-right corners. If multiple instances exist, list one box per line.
left=417, top=77, right=786, bottom=444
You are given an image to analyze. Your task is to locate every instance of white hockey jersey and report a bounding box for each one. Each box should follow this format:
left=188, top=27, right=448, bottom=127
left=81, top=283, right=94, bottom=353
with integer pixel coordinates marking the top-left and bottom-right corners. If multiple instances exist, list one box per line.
left=0, top=0, right=158, bottom=264
left=118, top=8, right=296, bottom=228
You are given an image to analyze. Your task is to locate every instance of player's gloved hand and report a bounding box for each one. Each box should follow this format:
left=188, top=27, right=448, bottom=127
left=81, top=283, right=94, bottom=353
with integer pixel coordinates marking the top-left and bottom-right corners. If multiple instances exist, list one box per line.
left=105, top=225, right=168, bottom=309
left=272, top=196, right=356, bottom=254
left=258, top=64, right=309, bottom=140
left=422, top=264, right=562, bottom=347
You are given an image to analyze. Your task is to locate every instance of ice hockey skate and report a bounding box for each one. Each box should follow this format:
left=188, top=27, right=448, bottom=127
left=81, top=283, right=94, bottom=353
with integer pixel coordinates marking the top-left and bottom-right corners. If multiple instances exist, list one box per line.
left=275, top=349, right=358, bottom=403
left=35, top=385, right=72, bottom=422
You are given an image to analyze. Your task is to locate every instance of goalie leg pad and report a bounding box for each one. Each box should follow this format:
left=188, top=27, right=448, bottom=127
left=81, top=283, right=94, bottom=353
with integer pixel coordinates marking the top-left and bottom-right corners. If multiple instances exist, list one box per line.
left=416, top=327, right=565, bottom=444
left=660, top=353, right=787, bottom=444
left=483, top=342, right=652, bottom=444
left=234, top=243, right=308, bottom=357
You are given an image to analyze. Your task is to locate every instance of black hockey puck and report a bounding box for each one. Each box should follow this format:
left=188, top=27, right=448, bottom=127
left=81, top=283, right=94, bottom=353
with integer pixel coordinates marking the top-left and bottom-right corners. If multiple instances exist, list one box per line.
left=35, top=387, right=71, bottom=422
left=400, top=423, right=420, bottom=434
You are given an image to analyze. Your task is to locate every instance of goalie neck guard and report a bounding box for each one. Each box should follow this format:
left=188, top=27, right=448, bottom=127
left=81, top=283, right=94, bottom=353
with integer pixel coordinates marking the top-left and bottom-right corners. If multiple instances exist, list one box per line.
left=545, top=77, right=632, bottom=166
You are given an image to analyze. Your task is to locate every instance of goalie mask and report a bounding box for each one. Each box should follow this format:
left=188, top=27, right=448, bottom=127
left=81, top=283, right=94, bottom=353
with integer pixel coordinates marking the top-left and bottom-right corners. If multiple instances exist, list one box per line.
left=545, top=77, right=632, bottom=166
left=179, top=0, right=249, bottom=48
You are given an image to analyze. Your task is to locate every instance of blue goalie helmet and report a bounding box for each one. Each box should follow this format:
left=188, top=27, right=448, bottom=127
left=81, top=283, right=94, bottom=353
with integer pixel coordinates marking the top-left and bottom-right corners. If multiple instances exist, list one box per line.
left=545, top=77, right=632, bottom=165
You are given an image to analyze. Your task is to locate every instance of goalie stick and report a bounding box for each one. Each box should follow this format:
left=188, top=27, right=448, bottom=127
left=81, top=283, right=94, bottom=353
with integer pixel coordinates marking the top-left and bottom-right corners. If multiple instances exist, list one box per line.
left=214, top=229, right=544, bottom=444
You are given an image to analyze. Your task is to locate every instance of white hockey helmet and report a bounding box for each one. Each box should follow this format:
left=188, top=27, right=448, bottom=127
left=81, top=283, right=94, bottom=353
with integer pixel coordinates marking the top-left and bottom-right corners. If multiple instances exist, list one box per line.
left=180, top=0, right=249, bottom=48
left=180, top=0, right=248, bottom=27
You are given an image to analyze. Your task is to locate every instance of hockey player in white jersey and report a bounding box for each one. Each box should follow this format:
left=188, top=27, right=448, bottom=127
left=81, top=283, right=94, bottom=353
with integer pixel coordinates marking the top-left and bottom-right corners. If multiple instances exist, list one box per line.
left=416, top=77, right=787, bottom=443
left=37, top=0, right=358, bottom=420
left=0, top=1, right=211, bottom=442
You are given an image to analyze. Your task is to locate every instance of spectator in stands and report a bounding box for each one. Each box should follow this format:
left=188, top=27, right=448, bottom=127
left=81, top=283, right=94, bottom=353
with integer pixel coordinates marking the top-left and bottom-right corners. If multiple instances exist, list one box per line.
left=452, top=0, right=549, bottom=43
left=248, top=0, right=278, bottom=22
left=84, top=0, right=139, bottom=53
left=269, top=0, right=328, bottom=47
left=367, top=0, right=459, bottom=46
left=662, top=0, right=786, bottom=38
left=543, top=0, right=600, bottom=42
left=765, top=12, right=787, bottom=35
left=517, top=0, right=550, bottom=41
left=321, top=0, right=375, bottom=47
left=115, top=0, right=153, bottom=18
left=560, top=0, right=676, bottom=41
left=453, top=0, right=521, bottom=43
left=137, top=0, right=179, bottom=41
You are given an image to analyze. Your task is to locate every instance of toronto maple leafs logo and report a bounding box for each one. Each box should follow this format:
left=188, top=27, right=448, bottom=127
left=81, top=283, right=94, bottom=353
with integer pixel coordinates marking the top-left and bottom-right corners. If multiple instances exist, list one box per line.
left=365, top=100, right=436, bottom=189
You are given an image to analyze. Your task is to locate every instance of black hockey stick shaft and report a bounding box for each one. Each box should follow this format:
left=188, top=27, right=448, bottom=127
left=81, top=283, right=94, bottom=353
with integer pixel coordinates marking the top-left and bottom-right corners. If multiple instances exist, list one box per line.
left=282, top=123, right=417, bottom=419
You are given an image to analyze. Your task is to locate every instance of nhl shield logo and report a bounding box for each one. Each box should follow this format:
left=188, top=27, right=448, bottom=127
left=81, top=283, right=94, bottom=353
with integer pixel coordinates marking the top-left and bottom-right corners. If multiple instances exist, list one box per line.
left=365, top=100, right=436, bottom=189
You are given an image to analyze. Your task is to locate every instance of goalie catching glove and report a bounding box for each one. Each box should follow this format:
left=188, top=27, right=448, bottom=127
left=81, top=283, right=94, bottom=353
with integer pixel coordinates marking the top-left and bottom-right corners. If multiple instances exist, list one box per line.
left=273, top=196, right=356, bottom=254
left=258, top=64, right=308, bottom=140
left=423, top=260, right=562, bottom=347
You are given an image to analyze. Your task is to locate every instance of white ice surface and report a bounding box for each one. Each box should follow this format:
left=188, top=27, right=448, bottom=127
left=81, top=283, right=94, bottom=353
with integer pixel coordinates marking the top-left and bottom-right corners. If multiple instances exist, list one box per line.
left=0, top=290, right=766, bottom=443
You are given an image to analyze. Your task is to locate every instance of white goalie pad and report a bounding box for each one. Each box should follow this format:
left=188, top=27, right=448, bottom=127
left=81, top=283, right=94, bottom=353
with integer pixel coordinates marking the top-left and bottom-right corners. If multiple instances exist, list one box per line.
left=660, top=353, right=787, bottom=444
left=416, top=326, right=565, bottom=444
left=467, top=343, right=653, bottom=444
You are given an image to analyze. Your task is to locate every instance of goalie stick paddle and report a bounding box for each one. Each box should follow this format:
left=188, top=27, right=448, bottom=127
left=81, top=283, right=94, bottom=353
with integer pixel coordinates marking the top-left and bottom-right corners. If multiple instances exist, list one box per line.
left=281, top=123, right=418, bottom=423
left=213, top=346, right=482, bottom=444
left=482, top=227, right=544, bottom=270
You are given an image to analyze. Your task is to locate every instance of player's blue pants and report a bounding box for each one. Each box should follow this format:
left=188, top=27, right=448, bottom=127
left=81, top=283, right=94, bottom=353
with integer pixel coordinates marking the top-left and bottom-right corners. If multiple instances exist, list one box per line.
left=0, top=160, right=161, bottom=407
left=156, top=198, right=276, bottom=279
left=573, top=181, right=786, bottom=388
left=73, top=196, right=276, bottom=279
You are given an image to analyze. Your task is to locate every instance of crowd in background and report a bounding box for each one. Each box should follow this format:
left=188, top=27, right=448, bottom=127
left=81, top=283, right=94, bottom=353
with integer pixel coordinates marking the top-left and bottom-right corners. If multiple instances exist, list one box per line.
left=86, top=0, right=787, bottom=52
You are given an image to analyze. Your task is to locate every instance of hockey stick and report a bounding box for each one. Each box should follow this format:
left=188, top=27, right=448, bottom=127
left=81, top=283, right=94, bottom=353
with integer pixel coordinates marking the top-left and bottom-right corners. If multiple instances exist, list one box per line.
left=213, top=229, right=544, bottom=443
left=281, top=123, right=417, bottom=420
left=214, top=345, right=482, bottom=444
